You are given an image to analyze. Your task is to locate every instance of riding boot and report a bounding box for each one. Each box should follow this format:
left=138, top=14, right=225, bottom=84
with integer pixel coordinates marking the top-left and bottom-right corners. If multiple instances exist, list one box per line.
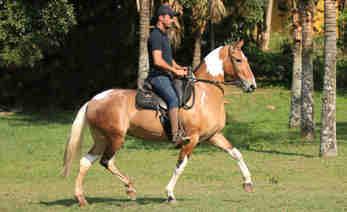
left=168, top=108, right=184, bottom=146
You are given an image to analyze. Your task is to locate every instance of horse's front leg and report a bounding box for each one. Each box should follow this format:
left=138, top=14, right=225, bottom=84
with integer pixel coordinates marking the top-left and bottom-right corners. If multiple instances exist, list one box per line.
left=209, top=133, right=254, bottom=192
left=165, top=134, right=199, bottom=203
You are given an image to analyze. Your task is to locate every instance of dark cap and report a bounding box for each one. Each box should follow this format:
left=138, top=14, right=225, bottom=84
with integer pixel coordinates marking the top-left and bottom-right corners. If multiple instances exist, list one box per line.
left=156, top=5, right=179, bottom=17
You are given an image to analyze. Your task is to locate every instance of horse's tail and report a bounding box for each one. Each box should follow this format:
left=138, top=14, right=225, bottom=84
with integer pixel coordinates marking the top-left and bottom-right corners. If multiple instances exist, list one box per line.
left=62, top=102, right=88, bottom=177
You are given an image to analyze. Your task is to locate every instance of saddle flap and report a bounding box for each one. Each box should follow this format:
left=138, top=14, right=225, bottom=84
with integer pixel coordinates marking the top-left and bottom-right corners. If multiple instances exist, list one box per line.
left=135, top=89, right=167, bottom=111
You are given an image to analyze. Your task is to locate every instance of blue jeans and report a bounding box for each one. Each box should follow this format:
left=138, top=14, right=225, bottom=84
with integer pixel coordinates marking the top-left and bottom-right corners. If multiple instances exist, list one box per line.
left=149, top=75, right=179, bottom=109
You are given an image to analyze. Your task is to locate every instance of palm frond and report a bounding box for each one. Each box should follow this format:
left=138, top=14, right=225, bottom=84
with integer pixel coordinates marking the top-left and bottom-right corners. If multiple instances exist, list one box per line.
left=168, top=1, right=184, bottom=49
left=210, top=0, right=227, bottom=23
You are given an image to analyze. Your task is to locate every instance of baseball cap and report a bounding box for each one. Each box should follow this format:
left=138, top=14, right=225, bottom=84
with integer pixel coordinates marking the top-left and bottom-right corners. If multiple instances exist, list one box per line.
left=156, top=5, right=179, bottom=17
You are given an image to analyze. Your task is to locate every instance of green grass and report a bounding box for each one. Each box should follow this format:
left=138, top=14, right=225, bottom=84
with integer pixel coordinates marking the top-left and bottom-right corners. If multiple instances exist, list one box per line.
left=0, top=88, right=347, bottom=211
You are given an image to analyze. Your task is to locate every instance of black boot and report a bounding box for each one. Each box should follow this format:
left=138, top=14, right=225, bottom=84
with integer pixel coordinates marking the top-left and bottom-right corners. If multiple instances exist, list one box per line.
left=168, top=108, right=184, bottom=146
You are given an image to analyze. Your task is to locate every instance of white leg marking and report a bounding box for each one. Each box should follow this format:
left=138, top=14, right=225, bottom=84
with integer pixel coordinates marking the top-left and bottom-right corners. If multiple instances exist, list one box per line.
left=227, top=148, right=252, bottom=184
left=75, top=154, right=99, bottom=197
left=166, top=156, right=188, bottom=199
left=80, top=154, right=99, bottom=167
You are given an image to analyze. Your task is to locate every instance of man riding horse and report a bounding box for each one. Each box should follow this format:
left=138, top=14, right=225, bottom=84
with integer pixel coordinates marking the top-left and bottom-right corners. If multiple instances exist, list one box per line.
left=63, top=4, right=257, bottom=206
left=147, top=4, right=187, bottom=146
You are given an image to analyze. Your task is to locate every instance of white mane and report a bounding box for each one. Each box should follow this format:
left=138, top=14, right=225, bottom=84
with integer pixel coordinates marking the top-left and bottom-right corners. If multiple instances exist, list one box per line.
left=204, top=46, right=224, bottom=76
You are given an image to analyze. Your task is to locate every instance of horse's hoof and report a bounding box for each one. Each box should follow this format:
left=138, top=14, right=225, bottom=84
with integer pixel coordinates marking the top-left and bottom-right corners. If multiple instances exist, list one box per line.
left=166, top=196, right=177, bottom=204
left=75, top=195, right=88, bottom=207
left=243, top=183, right=254, bottom=193
left=126, top=190, right=137, bottom=201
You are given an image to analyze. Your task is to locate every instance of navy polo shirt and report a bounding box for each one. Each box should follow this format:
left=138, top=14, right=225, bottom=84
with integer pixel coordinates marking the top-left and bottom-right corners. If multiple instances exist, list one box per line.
left=148, top=28, right=173, bottom=77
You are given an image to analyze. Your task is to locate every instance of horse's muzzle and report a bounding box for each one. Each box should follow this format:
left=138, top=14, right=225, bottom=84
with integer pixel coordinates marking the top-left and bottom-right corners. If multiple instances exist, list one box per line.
left=246, top=84, right=256, bottom=93
left=241, top=80, right=256, bottom=93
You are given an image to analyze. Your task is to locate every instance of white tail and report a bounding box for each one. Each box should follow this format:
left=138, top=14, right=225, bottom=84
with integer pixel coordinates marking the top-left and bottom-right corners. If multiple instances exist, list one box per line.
left=62, top=102, right=88, bottom=177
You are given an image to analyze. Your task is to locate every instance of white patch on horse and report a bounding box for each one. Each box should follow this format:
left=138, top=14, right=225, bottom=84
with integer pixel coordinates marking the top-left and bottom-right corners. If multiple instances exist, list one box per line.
left=201, top=91, right=206, bottom=105
left=92, top=89, right=113, bottom=100
left=241, top=52, right=247, bottom=60
left=204, top=46, right=224, bottom=76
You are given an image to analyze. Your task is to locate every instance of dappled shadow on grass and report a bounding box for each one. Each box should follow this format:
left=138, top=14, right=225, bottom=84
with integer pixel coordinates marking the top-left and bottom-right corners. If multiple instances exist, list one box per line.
left=39, top=196, right=190, bottom=207
left=336, top=122, right=347, bottom=141
left=1, top=110, right=74, bottom=126
left=247, top=148, right=315, bottom=158
left=122, top=119, right=317, bottom=158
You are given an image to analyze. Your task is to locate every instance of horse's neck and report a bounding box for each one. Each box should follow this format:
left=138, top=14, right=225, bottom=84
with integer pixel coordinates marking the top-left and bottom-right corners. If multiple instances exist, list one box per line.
left=194, top=46, right=225, bottom=82
left=193, top=57, right=226, bottom=104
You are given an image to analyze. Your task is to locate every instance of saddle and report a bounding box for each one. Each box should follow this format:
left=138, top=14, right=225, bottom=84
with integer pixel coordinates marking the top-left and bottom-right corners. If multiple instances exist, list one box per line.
left=135, top=73, right=195, bottom=140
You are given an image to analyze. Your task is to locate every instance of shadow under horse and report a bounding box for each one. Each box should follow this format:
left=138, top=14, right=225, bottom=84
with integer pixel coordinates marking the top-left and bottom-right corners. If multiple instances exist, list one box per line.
left=62, top=40, right=257, bottom=207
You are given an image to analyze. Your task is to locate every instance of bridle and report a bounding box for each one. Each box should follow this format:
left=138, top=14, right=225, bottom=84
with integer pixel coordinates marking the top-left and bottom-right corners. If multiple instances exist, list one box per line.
left=189, top=45, right=243, bottom=95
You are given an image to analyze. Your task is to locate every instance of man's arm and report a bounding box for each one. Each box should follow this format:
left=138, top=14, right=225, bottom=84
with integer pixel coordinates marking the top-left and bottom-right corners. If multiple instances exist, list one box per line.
left=153, top=50, right=186, bottom=76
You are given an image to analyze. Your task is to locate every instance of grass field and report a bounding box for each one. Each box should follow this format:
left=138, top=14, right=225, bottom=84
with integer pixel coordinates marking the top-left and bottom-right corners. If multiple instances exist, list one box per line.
left=0, top=88, right=346, bottom=211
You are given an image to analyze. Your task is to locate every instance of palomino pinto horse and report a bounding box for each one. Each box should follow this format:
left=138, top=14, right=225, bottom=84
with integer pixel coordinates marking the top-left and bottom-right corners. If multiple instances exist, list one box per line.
left=63, top=40, right=256, bottom=206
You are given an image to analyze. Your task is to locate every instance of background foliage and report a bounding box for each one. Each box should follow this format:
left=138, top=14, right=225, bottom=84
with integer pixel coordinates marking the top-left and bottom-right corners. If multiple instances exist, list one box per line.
left=0, top=0, right=346, bottom=110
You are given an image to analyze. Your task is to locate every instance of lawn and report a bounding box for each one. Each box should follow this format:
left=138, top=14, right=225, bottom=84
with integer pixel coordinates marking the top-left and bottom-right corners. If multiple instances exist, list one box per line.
left=0, top=88, right=346, bottom=211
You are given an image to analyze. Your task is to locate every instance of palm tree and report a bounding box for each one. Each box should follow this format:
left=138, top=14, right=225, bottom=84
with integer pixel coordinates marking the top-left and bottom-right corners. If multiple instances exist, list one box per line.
left=261, top=0, right=274, bottom=51
left=137, top=0, right=151, bottom=90
left=299, top=0, right=315, bottom=140
left=192, top=0, right=226, bottom=68
left=320, top=0, right=337, bottom=157
left=165, top=0, right=184, bottom=50
left=289, top=4, right=302, bottom=128
left=209, top=0, right=227, bottom=50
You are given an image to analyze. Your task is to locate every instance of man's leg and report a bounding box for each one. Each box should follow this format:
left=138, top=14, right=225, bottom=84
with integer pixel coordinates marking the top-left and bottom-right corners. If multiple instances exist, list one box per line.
left=168, top=107, right=183, bottom=144
left=150, top=75, right=183, bottom=145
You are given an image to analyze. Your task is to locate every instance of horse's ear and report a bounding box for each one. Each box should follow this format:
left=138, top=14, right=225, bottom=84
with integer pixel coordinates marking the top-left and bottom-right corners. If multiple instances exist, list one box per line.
left=235, top=40, right=244, bottom=49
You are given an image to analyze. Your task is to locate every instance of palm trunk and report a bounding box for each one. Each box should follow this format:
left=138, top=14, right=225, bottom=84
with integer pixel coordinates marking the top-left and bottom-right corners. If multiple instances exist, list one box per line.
left=320, top=0, right=337, bottom=157
left=289, top=8, right=302, bottom=128
left=300, top=0, right=315, bottom=140
left=193, top=31, right=202, bottom=69
left=210, top=21, right=215, bottom=50
left=137, top=0, right=151, bottom=89
left=261, top=0, right=274, bottom=51
left=343, top=0, right=347, bottom=54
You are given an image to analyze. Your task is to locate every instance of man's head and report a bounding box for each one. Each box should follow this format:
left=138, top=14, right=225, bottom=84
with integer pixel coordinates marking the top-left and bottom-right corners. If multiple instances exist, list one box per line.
left=156, top=4, right=179, bottom=29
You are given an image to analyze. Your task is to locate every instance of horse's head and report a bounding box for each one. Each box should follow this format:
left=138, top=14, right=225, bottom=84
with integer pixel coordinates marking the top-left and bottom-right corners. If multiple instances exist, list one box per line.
left=223, top=40, right=256, bottom=93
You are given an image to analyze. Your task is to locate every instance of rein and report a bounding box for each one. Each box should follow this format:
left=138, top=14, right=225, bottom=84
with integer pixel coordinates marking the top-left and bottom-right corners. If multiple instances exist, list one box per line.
left=181, top=76, right=240, bottom=110
left=193, top=78, right=225, bottom=94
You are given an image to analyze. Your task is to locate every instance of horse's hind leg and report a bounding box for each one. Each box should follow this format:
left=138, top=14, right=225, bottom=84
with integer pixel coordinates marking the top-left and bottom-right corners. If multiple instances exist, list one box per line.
left=99, top=134, right=137, bottom=200
left=209, top=133, right=253, bottom=192
left=75, top=128, right=105, bottom=207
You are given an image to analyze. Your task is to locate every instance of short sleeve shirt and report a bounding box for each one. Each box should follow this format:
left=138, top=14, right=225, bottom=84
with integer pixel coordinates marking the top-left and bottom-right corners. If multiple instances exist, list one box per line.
left=148, top=28, right=173, bottom=77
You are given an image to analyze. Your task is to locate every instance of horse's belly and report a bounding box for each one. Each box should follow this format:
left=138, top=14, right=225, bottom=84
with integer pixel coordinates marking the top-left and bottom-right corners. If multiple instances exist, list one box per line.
left=128, top=109, right=168, bottom=141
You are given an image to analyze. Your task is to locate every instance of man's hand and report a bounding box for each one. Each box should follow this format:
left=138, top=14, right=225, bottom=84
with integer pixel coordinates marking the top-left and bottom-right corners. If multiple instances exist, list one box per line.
left=173, top=68, right=187, bottom=77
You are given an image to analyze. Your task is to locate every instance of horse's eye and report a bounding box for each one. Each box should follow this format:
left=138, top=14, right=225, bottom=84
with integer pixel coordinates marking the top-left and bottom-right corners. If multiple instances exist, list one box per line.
left=235, top=59, right=242, bottom=63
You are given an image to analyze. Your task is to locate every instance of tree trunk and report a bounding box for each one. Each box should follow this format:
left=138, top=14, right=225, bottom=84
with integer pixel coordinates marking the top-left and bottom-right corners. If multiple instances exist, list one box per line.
left=300, top=0, right=315, bottom=140
left=320, top=0, right=337, bottom=157
left=261, top=0, right=274, bottom=51
left=137, top=0, right=151, bottom=89
left=210, top=21, right=215, bottom=51
left=289, top=7, right=302, bottom=128
left=342, top=0, right=347, bottom=54
left=193, top=31, right=202, bottom=69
